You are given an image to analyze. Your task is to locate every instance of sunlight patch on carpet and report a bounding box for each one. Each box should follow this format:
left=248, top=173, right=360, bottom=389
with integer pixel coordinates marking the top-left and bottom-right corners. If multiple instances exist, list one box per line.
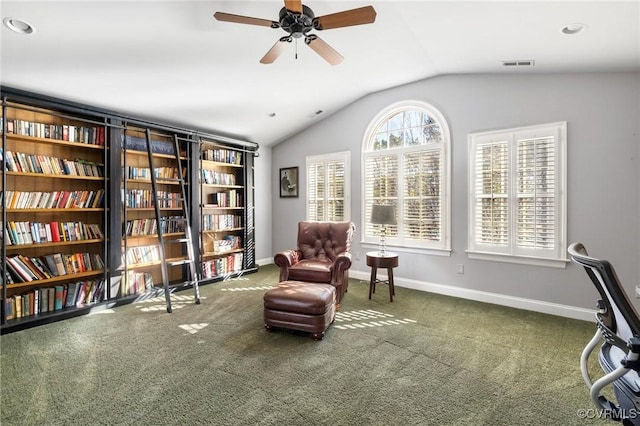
left=221, top=286, right=274, bottom=292
left=334, top=309, right=417, bottom=330
left=136, top=303, right=188, bottom=312
left=134, top=294, right=206, bottom=304
left=179, top=323, right=209, bottom=334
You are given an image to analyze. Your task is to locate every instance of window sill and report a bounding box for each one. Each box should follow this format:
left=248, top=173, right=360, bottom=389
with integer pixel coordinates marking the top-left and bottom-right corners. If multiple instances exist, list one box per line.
left=466, top=250, right=569, bottom=268
left=360, top=242, right=451, bottom=257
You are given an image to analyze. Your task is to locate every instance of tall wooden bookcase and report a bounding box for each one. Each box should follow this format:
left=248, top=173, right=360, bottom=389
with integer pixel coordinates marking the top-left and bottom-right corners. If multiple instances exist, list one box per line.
left=119, top=126, right=192, bottom=297
left=1, top=99, right=110, bottom=328
left=198, top=138, right=248, bottom=279
left=1, top=87, right=258, bottom=333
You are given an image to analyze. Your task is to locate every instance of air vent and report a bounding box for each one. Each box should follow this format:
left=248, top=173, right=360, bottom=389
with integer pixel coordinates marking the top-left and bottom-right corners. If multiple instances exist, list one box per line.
left=502, top=60, right=535, bottom=67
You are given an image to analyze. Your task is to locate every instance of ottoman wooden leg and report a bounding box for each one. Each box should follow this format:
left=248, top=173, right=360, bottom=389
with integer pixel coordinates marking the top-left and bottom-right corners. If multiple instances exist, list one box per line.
left=265, top=323, right=274, bottom=332
left=311, top=331, right=325, bottom=341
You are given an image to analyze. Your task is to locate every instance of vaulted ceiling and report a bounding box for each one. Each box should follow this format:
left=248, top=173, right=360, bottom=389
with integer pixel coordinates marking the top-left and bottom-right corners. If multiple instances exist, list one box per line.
left=1, top=1, right=638, bottom=147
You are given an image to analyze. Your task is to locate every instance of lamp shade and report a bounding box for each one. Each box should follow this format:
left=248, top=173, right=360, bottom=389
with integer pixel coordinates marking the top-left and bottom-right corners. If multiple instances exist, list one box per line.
left=371, top=204, right=396, bottom=225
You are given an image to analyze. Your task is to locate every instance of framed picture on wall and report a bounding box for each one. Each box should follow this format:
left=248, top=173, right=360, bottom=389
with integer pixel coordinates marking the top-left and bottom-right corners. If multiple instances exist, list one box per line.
left=280, top=166, right=298, bottom=198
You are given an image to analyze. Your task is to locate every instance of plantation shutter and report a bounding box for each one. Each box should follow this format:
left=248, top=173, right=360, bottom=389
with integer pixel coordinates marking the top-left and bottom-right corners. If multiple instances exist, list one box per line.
left=473, top=141, right=509, bottom=246
left=326, top=159, right=345, bottom=220
left=403, top=150, right=441, bottom=241
left=468, top=122, right=566, bottom=265
left=364, top=154, right=398, bottom=238
left=307, top=162, right=326, bottom=221
left=306, top=152, right=349, bottom=221
left=516, top=135, right=555, bottom=250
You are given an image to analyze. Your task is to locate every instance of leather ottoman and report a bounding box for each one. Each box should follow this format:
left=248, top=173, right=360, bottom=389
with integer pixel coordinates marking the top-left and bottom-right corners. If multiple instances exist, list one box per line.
left=263, top=281, right=336, bottom=341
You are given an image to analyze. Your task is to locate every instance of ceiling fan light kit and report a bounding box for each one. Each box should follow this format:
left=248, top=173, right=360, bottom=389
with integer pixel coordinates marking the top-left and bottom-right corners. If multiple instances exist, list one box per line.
left=214, top=1, right=376, bottom=65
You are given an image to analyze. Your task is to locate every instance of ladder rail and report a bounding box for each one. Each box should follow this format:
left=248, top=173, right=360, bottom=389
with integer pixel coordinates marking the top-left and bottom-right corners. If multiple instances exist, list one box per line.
left=173, top=135, right=200, bottom=304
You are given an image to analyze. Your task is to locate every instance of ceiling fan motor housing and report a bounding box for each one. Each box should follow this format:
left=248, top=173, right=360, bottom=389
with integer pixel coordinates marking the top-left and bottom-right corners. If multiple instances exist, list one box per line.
left=279, top=5, right=314, bottom=38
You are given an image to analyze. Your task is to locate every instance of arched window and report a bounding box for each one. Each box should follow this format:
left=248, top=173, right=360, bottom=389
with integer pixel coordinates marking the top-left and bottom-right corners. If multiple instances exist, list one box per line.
left=362, top=101, right=450, bottom=253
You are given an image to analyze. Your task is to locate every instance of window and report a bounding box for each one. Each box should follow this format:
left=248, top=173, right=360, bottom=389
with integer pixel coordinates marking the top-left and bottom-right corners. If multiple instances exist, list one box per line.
left=306, top=151, right=350, bottom=221
left=467, top=122, right=567, bottom=267
left=362, top=101, right=450, bottom=253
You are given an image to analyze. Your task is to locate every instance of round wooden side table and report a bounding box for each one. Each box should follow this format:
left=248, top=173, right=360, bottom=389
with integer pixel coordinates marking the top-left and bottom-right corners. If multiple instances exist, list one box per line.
left=366, top=251, right=399, bottom=302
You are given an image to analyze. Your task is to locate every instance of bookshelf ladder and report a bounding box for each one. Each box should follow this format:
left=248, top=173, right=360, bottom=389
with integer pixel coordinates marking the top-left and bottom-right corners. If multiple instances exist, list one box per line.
left=145, top=130, right=201, bottom=313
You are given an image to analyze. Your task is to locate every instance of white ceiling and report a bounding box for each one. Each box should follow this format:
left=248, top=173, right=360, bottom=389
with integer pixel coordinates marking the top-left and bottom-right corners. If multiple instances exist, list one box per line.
left=1, top=1, right=639, bottom=147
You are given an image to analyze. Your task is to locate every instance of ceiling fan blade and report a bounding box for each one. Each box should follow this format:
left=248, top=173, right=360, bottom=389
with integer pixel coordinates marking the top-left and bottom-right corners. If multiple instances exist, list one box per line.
left=260, top=38, right=289, bottom=64
left=284, top=0, right=303, bottom=14
left=213, top=12, right=277, bottom=28
left=313, top=6, right=377, bottom=30
left=305, top=35, right=343, bottom=66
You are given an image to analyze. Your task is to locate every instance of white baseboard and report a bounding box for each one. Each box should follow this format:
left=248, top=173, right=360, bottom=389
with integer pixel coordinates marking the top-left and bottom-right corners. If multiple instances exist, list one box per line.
left=256, top=258, right=274, bottom=267
left=349, top=269, right=596, bottom=322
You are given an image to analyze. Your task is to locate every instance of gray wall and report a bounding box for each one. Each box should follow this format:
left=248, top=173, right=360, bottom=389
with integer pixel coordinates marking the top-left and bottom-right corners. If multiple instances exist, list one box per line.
left=254, top=145, right=273, bottom=264
left=271, top=72, right=640, bottom=314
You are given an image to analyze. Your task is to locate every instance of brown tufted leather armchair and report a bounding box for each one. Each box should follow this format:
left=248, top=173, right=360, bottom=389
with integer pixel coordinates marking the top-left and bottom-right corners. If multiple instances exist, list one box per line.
left=274, top=221, right=355, bottom=307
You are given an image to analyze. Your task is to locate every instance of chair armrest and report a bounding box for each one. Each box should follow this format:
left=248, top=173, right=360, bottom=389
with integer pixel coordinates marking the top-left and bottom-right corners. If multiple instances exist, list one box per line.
left=274, top=249, right=302, bottom=282
left=331, top=252, right=352, bottom=278
left=274, top=249, right=302, bottom=268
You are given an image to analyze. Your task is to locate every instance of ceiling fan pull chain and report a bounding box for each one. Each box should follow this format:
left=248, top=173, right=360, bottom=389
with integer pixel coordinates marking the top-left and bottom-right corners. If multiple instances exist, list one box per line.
left=295, top=38, right=298, bottom=59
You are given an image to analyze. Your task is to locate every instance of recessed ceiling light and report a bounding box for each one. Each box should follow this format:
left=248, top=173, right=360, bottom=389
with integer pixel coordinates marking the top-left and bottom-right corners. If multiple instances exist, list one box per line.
left=3, top=17, right=34, bottom=34
left=502, top=60, right=535, bottom=67
left=561, top=23, right=588, bottom=35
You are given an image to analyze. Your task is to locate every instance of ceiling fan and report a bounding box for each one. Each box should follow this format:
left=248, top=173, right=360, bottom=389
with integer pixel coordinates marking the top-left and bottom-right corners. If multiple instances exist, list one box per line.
left=213, top=1, right=377, bottom=65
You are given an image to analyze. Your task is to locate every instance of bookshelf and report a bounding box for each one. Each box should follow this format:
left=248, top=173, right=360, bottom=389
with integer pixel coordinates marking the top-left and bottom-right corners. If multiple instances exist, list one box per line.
left=1, top=100, right=109, bottom=324
left=198, top=139, right=247, bottom=280
left=119, top=126, right=191, bottom=297
left=1, top=86, right=259, bottom=333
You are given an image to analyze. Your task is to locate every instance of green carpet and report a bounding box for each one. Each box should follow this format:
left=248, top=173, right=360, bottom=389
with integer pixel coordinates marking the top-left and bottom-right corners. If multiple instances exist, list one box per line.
left=1, top=265, right=609, bottom=425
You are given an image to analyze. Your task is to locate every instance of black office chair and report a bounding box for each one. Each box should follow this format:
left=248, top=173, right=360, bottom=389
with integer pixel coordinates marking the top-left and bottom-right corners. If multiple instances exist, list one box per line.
left=568, top=242, right=640, bottom=425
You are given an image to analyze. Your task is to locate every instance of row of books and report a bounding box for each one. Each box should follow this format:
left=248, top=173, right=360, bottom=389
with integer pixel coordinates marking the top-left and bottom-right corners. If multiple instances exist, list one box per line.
left=122, top=189, right=182, bottom=209
left=207, top=190, right=243, bottom=208
left=202, top=148, right=242, bottom=165
left=122, top=271, right=155, bottom=296
left=3, top=118, right=106, bottom=145
left=210, top=235, right=242, bottom=254
left=122, top=135, right=175, bottom=155
left=202, top=169, right=237, bottom=186
left=3, top=190, right=105, bottom=210
left=4, top=150, right=103, bottom=177
left=124, top=166, right=178, bottom=181
left=4, top=279, right=106, bottom=320
left=122, top=245, right=160, bottom=265
left=4, top=253, right=105, bottom=284
left=3, top=221, right=104, bottom=245
left=124, top=216, right=185, bottom=237
left=202, top=214, right=243, bottom=232
left=202, top=253, right=243, bottom=278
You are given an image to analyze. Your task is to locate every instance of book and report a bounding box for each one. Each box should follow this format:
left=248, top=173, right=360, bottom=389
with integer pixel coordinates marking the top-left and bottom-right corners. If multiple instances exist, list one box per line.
left=43, top=255, right=59, bottom=277
left=53, top=253, right=66, bottom=276
left=4, top=298, right=15, bottom=320
left=50, top=221, right=61, bottom=242
left=41, top=288, right=49, bottom=313
left=14, top=295, right=22, bottom=319
left=65, top=282, right=78, bottom=308
left=47, top=287, right=55, bottom=312
left=54, top=286, right=64, bottom=311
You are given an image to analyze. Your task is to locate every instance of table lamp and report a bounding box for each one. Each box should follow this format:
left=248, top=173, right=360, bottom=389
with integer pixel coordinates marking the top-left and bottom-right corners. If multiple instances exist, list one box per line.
left=371, top=204, right=396, bottom=256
